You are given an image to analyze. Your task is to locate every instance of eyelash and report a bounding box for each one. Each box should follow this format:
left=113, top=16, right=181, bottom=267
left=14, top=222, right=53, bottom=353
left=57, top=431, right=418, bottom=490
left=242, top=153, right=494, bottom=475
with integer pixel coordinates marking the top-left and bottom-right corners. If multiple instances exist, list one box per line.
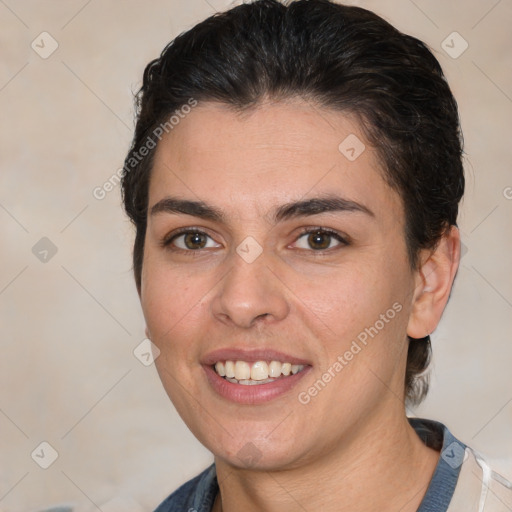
left=294, top=227, right=349, bottom=251
left=161, top=227, right=350, bottom=253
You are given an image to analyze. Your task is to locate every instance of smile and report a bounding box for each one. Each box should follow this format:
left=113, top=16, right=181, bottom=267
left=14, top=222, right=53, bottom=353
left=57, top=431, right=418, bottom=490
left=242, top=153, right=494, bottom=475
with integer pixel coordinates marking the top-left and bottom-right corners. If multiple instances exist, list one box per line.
left=214, top=360, right=306, bottom=385
left=203, top=349, right=311, bottom=404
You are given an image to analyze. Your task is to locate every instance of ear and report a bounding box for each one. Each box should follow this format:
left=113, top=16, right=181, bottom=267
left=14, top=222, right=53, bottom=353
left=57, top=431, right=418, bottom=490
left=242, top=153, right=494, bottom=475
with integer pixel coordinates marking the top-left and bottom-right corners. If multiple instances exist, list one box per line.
left=407, top=226, right=461, bottom=339
left=145, top=326, right=151, bottom=339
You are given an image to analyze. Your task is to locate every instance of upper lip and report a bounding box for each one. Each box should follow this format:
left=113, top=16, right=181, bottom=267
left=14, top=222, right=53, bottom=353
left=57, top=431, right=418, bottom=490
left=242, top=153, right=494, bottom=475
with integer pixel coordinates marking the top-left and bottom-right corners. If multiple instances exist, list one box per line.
left=202, top=348, right=311, bottom=366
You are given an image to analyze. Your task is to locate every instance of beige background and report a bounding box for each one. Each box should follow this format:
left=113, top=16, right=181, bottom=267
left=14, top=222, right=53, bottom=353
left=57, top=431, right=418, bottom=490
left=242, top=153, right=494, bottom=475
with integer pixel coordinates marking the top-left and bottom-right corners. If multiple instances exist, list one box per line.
left=0, top=0, right=511, bottom=510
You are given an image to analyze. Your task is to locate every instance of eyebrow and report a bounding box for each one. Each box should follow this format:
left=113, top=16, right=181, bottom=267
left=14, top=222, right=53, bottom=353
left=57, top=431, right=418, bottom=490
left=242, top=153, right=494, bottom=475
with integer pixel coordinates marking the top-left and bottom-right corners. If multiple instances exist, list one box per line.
left=274, top=196, right=374, bottom=221
left=149, top=195, right=374, bottom=222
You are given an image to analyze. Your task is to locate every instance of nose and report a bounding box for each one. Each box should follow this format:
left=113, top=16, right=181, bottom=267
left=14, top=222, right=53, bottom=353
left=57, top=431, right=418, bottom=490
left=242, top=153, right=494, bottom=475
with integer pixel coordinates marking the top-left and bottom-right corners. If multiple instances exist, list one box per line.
left=211, top=250, right=290, bottom=329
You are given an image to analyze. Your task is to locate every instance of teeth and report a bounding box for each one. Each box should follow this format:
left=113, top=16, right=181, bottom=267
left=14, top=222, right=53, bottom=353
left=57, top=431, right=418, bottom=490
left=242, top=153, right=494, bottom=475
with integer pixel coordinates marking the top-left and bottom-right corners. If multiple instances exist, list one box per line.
left=251, top=361, right=269, bottom=381
left=234, top=361, right=251, bottom=380
left=213, top=359, right=305, bottom=383
left=268, top=361, right=282, bottom=378
left=225, top=361, right=235, bottom=378
left=215, top=361, right=226, bottom=377
left=227, top=377, right=276, bottom=385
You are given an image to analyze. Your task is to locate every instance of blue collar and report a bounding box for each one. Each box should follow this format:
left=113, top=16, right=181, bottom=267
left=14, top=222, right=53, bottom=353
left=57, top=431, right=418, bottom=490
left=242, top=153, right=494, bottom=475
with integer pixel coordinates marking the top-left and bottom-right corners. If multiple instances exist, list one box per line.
left=410, top=418, right=465, bottom=511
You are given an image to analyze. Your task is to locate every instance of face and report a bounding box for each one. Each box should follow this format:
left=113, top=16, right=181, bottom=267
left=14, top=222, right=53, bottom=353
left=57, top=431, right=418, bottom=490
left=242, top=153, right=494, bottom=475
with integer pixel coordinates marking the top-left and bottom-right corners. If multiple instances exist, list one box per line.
left=140, top=99, right=420, bottom=470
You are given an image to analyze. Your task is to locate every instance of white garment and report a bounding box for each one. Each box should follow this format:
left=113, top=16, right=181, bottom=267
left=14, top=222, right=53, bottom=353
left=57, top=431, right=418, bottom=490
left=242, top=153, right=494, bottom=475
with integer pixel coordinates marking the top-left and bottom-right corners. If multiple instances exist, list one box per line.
left=448, top=447, right=512, bottom=511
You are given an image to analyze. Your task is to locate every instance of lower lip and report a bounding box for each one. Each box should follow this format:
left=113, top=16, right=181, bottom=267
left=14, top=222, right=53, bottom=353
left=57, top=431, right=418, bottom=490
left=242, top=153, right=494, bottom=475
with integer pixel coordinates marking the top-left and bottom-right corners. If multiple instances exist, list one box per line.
left=203, top=365, right=311, bottom=405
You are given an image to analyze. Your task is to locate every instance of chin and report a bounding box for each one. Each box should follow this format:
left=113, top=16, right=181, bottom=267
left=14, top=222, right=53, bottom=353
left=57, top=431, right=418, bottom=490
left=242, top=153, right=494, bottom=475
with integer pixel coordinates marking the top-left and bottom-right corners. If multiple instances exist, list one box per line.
left=198, top=425, right=309, bottom=472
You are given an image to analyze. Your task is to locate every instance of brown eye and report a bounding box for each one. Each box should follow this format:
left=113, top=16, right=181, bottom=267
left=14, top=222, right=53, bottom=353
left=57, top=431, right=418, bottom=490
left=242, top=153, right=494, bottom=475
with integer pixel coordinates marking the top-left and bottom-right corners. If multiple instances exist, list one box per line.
left=293, top=229, right=347, bottom=251
left=307, top=231, right=333, bottom=250
left=183, top=232, right=207, bottom=249
left=167, top=230, right=220, bottom=251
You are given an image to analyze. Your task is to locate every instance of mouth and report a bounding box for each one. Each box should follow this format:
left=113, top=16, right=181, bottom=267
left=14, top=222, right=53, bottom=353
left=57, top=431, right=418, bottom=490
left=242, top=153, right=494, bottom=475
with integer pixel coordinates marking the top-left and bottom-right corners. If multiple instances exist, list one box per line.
left=213, top=360, right=306, bottom=385
left=202, top=349, right=311, bottom=404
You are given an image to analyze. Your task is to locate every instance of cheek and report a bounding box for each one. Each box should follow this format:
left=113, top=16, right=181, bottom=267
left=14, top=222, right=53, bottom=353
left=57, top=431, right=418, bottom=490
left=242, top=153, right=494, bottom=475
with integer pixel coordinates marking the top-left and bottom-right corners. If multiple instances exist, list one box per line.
left=291, top=266, right=410, bottom=415
left=288, top=252, right=411, bottom=362
left=288, top=265, right=382, bottom=336
left=140, top=257, right=211, bottom=356
left=141, top=265, right=214, bottom=411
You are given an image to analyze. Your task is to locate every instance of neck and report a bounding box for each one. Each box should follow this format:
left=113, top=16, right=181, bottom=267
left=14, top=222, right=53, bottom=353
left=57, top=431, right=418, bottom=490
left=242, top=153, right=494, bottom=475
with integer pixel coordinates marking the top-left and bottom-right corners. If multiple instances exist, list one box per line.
left=212, top=413, right=440, bottom=512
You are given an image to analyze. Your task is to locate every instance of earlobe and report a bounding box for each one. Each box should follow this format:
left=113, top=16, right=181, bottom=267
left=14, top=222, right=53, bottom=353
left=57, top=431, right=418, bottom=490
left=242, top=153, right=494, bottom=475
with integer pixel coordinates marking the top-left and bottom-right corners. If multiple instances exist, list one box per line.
left=407, top=226, right=461, bottom=339
left=145, top=326, right=151, bottom=339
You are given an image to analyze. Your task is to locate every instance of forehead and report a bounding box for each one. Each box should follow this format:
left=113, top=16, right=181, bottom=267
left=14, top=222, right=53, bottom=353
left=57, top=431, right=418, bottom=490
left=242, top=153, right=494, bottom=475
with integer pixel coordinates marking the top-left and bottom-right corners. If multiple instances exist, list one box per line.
left=148, top=99, right=402, bottom=223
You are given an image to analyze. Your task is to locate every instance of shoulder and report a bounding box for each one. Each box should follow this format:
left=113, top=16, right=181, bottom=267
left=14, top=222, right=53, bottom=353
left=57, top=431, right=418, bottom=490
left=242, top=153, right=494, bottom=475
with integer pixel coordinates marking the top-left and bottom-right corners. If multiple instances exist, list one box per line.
left=409, top=417, right=512, bottom=512
left=153, top=464, right=218, bottom=512
left=449, top=447, right=512, bottom=512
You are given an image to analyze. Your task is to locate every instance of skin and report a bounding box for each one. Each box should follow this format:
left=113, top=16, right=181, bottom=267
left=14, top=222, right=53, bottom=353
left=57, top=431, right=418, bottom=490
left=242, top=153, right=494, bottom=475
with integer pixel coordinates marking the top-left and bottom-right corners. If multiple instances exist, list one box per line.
left=139, top=98, right=460, bottom=511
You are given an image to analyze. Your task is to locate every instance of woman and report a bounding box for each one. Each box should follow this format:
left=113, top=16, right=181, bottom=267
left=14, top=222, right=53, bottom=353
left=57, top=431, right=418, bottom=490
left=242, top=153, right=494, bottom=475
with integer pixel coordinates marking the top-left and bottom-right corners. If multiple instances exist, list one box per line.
left=120, top=1, right=512, bottom=510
